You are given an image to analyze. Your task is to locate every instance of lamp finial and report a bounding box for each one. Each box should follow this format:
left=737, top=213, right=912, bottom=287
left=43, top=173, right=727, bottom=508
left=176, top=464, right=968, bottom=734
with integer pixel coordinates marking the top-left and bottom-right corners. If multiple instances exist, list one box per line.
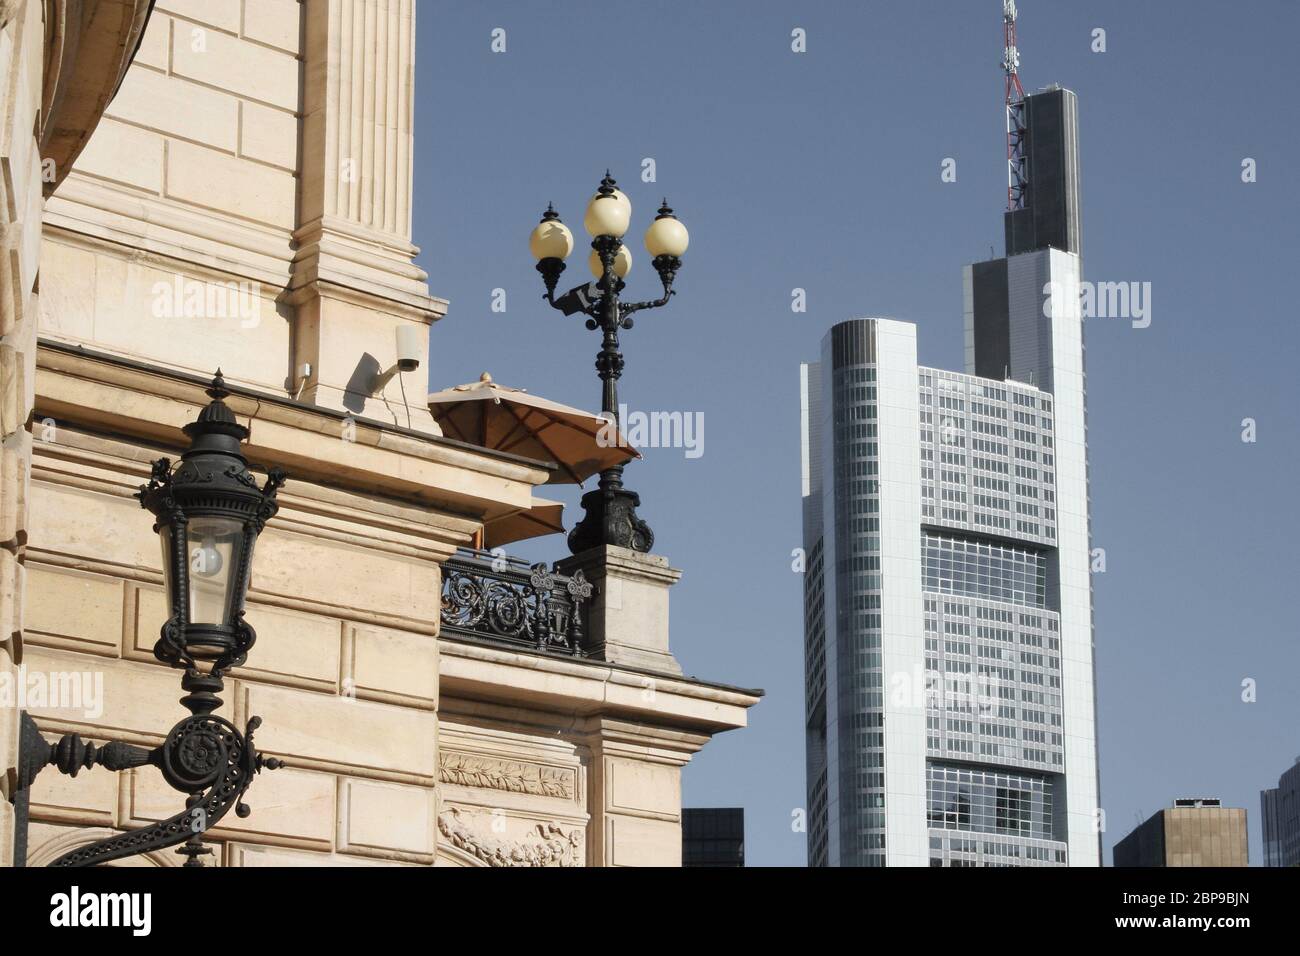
left=207, top=369, right=229, bottom=401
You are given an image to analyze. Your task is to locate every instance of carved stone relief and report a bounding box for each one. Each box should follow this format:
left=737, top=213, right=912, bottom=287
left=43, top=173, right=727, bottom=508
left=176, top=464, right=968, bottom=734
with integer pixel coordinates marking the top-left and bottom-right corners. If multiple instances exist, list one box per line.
left=436, top=808, right=583, bottom=868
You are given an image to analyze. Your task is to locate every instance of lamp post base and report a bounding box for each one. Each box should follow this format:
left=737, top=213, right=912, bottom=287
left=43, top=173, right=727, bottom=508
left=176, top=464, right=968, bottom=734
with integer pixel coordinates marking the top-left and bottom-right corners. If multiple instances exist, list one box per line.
left=567, top=469, right=654, bottom=554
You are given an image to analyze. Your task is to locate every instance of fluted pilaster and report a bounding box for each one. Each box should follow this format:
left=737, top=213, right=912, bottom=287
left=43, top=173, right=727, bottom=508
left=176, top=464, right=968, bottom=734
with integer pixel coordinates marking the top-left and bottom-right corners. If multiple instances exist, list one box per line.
left=294, top=0, right=439, bottom=316
left=290, top=0, right=443, bottom=432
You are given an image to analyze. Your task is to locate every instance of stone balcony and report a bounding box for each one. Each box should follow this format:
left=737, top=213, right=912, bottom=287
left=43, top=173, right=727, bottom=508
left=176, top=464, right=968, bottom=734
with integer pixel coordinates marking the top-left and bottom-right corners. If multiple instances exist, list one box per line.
left=440, top=544, right=685, bottom=678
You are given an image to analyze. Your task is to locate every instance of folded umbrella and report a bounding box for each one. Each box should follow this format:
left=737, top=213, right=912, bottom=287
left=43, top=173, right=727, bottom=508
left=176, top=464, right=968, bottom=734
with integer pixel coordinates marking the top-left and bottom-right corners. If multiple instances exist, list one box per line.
left=427, top=372, right=639, bottom=485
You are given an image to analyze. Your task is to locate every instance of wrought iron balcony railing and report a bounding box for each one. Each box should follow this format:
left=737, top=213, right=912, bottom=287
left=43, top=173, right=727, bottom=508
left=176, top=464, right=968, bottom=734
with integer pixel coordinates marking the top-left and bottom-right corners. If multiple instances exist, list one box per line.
left=440, top=548, right=593, bottom=657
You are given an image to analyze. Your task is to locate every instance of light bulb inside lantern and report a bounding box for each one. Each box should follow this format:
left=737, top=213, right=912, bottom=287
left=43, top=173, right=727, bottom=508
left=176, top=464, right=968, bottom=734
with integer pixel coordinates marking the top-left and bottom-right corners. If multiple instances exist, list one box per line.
left=191, top=536, right=224, bottom=577
left=589, top=245, right=632, bottom=278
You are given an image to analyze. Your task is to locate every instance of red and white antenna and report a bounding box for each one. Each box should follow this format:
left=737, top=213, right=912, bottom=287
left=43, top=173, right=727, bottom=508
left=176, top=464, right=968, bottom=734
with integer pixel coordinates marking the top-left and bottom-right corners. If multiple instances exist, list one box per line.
left=1003, top=0, right=1028, bottom=211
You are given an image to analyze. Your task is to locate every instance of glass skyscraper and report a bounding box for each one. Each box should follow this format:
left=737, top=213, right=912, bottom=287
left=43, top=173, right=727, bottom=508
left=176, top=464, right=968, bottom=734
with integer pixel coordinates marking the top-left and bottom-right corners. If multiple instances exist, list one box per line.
left=800, top=86, right=1100, bottom=867
left=1261, top=757, right=1300, bottom=867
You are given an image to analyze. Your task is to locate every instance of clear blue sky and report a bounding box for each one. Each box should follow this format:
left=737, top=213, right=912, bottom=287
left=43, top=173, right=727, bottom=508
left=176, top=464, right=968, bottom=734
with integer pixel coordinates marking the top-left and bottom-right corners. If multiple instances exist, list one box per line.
left=412, top=0, right=1300, bottom=866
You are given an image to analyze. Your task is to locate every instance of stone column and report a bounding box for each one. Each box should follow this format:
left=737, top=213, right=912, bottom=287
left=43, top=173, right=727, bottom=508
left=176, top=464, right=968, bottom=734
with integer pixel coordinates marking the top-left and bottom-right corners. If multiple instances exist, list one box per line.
left=556, top=546, right=683, bottom=676
left=559, top=547, right=692, bottom=862
left=291, top=0, right=445, bottom=431
left=581, top=719, right=707, bottom=867
left=0, top=0, right=45, bottom=867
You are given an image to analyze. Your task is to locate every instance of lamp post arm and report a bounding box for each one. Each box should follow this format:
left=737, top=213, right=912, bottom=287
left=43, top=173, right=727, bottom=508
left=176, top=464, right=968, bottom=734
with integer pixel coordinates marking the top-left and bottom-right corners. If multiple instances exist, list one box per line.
left=619, top=290, right=673, bottom=318
left=545, top=287, right=569, bottom=312
left=18, top=719, right=158, bottom=791
left=619, top=254, right=681, bottom=319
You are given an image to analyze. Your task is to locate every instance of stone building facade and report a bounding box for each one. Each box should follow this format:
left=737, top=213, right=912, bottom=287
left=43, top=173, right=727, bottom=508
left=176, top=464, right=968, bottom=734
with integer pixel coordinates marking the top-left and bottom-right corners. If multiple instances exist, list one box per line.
left=1, top=0, right=758, bottom=868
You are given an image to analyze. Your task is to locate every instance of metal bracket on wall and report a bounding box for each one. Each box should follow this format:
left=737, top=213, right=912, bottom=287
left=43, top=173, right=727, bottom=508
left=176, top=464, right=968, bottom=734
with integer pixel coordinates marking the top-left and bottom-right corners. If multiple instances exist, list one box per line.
left=10, top=707, right=281, bottom=867
left=11, top=711, right=46, bottom=867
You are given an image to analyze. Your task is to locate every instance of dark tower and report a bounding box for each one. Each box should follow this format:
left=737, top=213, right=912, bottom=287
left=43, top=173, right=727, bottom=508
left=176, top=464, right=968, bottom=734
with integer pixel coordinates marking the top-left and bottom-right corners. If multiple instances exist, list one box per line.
left=1003, top=86, right=1083, bottom=257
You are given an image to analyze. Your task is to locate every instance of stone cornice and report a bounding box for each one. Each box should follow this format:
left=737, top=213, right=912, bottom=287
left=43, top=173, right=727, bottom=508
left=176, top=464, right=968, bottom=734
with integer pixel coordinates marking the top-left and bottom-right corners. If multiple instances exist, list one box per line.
left=29, top=431, right=473, bottom=566
left=284, top=276, right=448, bottom=327
left=437, top=638, right=763, bottom=740
left=559, top=545, right=683, bottom=587
left=42, top=206, right=297, bottom=288
left=33, top=341, right=553, bottom=523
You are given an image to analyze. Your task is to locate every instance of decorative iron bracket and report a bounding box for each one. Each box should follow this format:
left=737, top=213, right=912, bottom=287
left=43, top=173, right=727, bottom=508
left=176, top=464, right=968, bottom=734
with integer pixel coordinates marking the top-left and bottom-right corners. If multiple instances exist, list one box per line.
left=15, top=710, right=281, bottom=867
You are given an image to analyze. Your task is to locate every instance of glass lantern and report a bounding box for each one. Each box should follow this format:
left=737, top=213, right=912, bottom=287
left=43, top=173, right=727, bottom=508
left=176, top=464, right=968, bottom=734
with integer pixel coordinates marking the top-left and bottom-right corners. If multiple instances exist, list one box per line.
left=139, top=372, right=285, bottom=671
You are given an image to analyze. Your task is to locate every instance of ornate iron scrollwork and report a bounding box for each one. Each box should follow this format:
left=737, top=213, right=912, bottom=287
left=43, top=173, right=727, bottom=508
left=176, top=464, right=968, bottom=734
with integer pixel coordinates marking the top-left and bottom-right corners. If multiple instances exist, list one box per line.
left=440, top=549, right=592, bottom=656
left=43, top=715, right=280, bottom=868
left=16, top=710, right=282, bottom=867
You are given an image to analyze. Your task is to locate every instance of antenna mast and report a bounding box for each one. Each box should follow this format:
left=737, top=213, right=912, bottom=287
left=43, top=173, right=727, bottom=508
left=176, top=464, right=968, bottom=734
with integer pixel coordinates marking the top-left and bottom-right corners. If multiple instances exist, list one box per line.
left=1003, top=0, right=1028, bottom=211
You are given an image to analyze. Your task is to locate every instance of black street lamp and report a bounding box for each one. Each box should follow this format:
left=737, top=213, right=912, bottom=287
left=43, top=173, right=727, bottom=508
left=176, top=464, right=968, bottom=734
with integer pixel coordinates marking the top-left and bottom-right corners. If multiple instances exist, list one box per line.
left=529, top=172, right=689, bottom=554
left=15, top=372, right=286, bottom=867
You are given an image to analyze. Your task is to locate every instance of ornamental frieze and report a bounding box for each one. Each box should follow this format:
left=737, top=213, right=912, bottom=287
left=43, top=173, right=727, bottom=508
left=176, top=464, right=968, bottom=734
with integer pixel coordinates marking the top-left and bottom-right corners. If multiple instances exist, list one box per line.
left=438, top=750, right=575, bottom=799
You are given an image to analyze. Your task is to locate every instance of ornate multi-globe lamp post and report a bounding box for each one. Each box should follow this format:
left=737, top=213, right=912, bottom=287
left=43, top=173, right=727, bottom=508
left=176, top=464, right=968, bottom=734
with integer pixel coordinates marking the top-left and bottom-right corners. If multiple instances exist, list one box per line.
left=529, top=172, right=689, bottom=554
left=16, top=373, right=285, bottom=867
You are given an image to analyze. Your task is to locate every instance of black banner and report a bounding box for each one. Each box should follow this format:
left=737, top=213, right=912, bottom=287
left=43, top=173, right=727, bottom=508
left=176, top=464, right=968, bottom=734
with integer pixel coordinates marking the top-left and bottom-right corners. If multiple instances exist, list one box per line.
left=0, top=863, right=1287, bottom=941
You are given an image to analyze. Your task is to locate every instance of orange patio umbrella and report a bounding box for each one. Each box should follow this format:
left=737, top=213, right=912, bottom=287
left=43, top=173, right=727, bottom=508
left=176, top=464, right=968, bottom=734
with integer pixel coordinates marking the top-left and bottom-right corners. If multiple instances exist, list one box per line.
left=426, top=372, right=639, bottom=486
left=480, top=497, right=566, bottom=549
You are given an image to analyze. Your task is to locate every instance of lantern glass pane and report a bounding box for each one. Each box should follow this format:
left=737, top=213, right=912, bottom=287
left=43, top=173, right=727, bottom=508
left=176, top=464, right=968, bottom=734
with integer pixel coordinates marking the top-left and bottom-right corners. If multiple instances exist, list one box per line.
left=186, top=516, right=244, bottom=626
